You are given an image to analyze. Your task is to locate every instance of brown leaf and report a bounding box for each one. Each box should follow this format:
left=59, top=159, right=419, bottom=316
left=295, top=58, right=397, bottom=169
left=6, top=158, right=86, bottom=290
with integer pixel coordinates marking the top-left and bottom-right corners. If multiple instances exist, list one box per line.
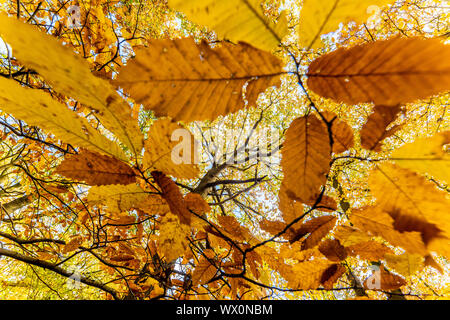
left=281, top=115, right=331, bottom=202
left=318, top=239, right=347, bottom=262
left=307, top=37, right=450, bottom=106
left=347, top=241, right=394, bottom=261
left=217, top=215, right=252, bottom=242
left=184, top=193, right=211, bottom=215
left=116, top=38, right=284, bottom=122
left=56, top=149, right=136, bottom=186
left=323, top=111, right=355, bottom=153
left=363, top=265, right=406, bottom=291
left=62, top=236, right=82, bottom=254
left=321, top=264, right=347, bottom=290
left=360, top=105, right=402, bottom=151
left=151, top=171, right=191, bottom=225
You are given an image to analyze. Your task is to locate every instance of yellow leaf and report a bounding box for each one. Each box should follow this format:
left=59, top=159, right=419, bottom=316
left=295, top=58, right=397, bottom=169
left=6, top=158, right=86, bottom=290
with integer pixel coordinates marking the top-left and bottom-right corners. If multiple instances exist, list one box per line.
left=391, top=131, right=450, bottom=184
left=369, top=164, right=450, bottom=257
left=385, top=253, right=424, bottom=277
left=157, top=213, right=190, bottom=262
left=0, top=77, right=127, bottom=161
left=360, top=105, right=402, bottom=151
left=298, top=0, right=394, bottom=49
left=307, top=37, right=450, bottom=106
left=144, top=119, right=199, bottom=179
left=116, top=38, right=284, bottom=122
left=351, top=206, right=428, bottom=256
left=333, top=225, right=371, bottom=246
left=168, top=0, right=288, bottom=52
left=0, top=14, right=143, bottom=155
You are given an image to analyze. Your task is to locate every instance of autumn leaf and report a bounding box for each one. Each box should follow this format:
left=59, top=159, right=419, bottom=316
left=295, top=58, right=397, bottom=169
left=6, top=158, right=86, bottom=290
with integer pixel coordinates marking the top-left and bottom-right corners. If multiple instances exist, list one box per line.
left=285, top=259, right=334, bottom=290
left=0, top=14, right=143, bottom=155
left=333, top=225, right=371, bottom=247
left=291, top=215, right=337, bottom=249
left=323, top=111, right=355, bottom=154
left=391, top=131, right=450, bottom=183
left=0, top=77, right=127, bottom=161
left=151, top=171, right=192, bottom=225
left=369, top=164, right=450, bottom=257
left=307, top=37, right=450, bottom=106
left=360, top=105, right=402, bottom=151
left=351, top=206, right=428, bottom=256
left=144, top=119, right=199, bottom=179
left=217, top=215, right=252, bottom=242
left=321, top=264, right=347, bottom=290
left=56, top=149, right=136, bottom=186
left=363, top=265, right=406, bottom=291
left=192, top=256, right=217, bottom=286
left=318, top=239, right=347, bottom=262
left=156, top=213, right=190, bottom=262
left=62, top=236, right=83, bottom=254
left=116, top=38, right=284, bottom=122
left=184, top=193, right=211, bottom=215
left=87, top=184, right=167, bottom=215
left=281, top=115, right=331, bottom=202
left=384, top=253, right=424, bottom=277
left=298, top=0, right=394, bottom=49
left=346, top=241, right=394, bottom=261
left=168, top=0, right=288, bottom=52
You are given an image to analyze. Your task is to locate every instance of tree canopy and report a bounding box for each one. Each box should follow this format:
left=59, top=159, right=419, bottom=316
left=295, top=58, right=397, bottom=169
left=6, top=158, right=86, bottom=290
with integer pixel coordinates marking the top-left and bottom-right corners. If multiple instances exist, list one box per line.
left=0, top=0, right=449, bottom=300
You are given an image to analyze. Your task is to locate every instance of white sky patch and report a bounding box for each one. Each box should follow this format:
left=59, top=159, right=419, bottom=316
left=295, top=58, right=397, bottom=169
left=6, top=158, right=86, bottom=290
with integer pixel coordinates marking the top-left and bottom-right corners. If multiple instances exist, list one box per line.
left=0, top=36, right=12, bottom=58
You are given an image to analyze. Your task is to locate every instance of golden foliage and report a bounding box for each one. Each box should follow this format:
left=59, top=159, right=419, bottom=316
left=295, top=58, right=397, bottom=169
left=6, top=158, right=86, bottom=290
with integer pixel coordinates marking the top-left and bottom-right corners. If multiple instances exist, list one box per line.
left=168, top=0, right=288, bottom=52
left=281, top=115, right=331, bottom=202
left=56, top=149, right=136, bottom=186
left=116, top=38, right=284, bottom=122
left=307, top=38, right=450, bottom=105
left=298, top=0, right=394, bottom=48
left=144, top=119, right=199, bottom=179
left=0, top=13, right=143, bottom=155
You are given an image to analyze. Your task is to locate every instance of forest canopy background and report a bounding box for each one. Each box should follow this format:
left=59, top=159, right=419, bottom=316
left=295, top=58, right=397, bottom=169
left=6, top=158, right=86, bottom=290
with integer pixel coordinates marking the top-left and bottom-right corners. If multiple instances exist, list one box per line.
left=0, top=0, right=449, bottom=300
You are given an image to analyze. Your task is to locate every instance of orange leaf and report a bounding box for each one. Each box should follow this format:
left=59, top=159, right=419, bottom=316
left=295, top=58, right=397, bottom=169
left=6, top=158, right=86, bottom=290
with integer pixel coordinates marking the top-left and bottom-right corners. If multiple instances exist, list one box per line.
left=56, top=149, right=136, bottom=186
left=281, top=115, right=331, bottom=202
